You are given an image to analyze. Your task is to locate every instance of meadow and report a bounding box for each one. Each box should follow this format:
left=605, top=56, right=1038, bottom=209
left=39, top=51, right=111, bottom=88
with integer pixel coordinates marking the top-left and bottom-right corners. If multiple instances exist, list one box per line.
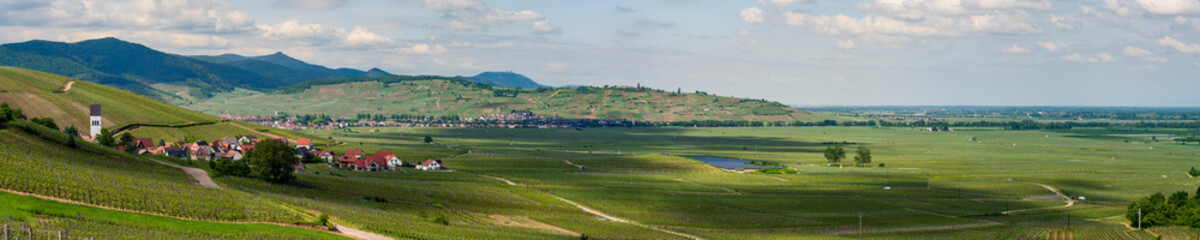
left=295, top=125, right=1200, bottom=239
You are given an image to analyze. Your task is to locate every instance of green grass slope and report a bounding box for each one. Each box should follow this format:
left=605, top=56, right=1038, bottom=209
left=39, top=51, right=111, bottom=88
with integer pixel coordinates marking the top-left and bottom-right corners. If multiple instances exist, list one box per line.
left=185, top=76, right=819, bottom=122
left=0, top=66, right=331, bottom=144
left=0, top=66, right=217, bottom=131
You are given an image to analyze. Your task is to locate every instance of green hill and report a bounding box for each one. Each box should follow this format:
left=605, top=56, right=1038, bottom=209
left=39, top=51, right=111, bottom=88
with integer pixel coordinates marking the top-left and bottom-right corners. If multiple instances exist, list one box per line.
left=0, top=66, right=328, bottom=143
left=0, top=38, right=285, bottom=99
left=184, top=75, right=824, bottom=122
left=189, top=52, right=390, bottom=86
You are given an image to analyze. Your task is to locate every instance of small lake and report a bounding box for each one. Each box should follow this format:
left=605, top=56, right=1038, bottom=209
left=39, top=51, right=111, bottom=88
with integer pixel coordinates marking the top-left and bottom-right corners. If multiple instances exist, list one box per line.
left=686, top=157, right=782, bottom=169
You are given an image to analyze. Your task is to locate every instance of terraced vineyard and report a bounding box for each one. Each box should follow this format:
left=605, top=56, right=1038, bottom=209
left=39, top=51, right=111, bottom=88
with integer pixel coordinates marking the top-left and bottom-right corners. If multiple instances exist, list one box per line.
left=184, top=77, right=834, bottom=122
left=0, top=128, right=306, bottom=223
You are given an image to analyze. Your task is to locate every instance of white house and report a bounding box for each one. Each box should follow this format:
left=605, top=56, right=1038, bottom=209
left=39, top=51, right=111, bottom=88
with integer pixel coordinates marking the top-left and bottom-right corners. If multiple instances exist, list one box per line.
left=89, top=104, right=101, bottom=137
left=416, top=159, right=442, bottom=171
left=386, top=155, right=404, bottom=169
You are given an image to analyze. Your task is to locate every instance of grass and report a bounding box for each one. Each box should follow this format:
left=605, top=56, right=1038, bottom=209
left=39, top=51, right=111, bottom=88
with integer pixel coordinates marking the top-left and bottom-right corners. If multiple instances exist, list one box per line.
left=0, top=191, right=347, bottom=240
left=296, top=125, right=1200, bottom=238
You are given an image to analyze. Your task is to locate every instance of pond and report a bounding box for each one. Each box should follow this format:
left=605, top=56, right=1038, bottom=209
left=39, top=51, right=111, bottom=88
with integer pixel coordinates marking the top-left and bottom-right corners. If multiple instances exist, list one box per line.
left=685, top=156, right=782, bottom=169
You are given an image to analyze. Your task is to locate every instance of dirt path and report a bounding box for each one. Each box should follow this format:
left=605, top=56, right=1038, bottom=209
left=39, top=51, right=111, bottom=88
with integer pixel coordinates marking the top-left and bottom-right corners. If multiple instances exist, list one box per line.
left=548, top=89, right=562, bottom=98
left=563, top=160, right=583, bottom=168
left=1003, top=183, right=1074, bottom=215
left=151, top=159, right=393, bottom=240
left=62, top=81, right=75, bottom=92
left=333, top=223, right=394, bottom=240
left=153, top=159, right=223, bottom=189
left=479, top=174, right=706, bottom=240
left=491, top=215, right=580, bottom=236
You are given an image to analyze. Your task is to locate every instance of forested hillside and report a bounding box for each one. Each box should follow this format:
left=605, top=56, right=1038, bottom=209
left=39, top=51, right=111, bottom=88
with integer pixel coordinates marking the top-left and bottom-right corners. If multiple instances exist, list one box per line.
left=185, top=75, right=820, bottom=122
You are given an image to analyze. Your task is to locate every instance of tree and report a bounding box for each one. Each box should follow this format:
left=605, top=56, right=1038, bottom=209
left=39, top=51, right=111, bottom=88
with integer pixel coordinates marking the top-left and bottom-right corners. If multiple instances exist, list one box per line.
left=118, top=133, right=136, bottom=153
left=96, top=128, right=116, bottom=147
left=854, top=146, right=872, bottom=167
left=249, top=139, right=299, bottom=183
left=210, top=158, right=250, bottom=177
left=0, top=102, right=26, bottom=123
left=31, top=118, right=57, bottom=130
left=424, top=136, right=434, bottom=144
left=63, top=125, right=79, bottom=137
left=824, top=146, right=845, bottom=166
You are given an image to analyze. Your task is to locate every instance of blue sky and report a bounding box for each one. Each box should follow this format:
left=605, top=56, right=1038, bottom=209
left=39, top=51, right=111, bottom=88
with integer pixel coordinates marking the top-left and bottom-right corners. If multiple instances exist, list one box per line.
left=1, top=0, right=1199, bottom=106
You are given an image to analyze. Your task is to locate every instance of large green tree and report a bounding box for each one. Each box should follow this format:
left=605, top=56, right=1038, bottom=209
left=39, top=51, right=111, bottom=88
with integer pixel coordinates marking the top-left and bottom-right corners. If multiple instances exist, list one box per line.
left=854, top=146, right=872, bottom=167
left=824, top=146, right=845, bottom=166
left=96, top=128, right=115, bottom=147
left=249, top=139, right=299, bottom=184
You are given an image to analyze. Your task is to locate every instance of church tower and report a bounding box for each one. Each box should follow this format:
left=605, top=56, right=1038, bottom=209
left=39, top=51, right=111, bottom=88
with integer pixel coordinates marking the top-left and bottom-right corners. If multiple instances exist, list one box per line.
left=89, top=104, right=101, bottom=137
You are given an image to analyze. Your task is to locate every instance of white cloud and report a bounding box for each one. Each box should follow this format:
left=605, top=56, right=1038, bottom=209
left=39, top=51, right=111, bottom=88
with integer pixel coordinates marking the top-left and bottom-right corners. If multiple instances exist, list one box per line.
left=257, top=20, right=394, bottom=47
left=406, top=44, right=447, bottom=55
left=408, top=0, right=547, bottom=30
left=740, top=7, right=763, bottom=24
left=1119, top=46, right=1167, bottom=63
left=781, top=0, right=1045, bottom=38
left=531, top=20, right=560, bottom=33
left=1062, top=53, right=1117, bottom=63
left=1122, top=46, right=1152, bottom=56
left=1050, top=15, right=1074, bottom=30
left=0, top=0, right=256, bottom=33
left=835, top=40, right=857, bottom=49
left=1131, top=0, right=1200, bottom=15
left=1001, top=44, right=1033, bottom=53
left=736, top=30, right=752, bottom=37
left=271, top=0, right=346, bottom=10
left=345, top=26, right=394, bottom=46
left=1037, top=41, right=1069, bottom=51
left=769, top=0, right=814, bottom=6
left=1157, top=36, right=1200, bottom=53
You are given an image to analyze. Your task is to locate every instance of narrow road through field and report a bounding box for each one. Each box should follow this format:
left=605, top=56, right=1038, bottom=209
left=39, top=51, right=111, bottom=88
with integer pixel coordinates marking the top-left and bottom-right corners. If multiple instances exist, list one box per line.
left=153, top=159, right=223, bottom=189
left=61, top=81, right=75, bottom=92
left=479, top=174, right=707, bottom=240
left=151, top=159, right=394, bottom=240
left=1002, top=183, right=1074, bottom=215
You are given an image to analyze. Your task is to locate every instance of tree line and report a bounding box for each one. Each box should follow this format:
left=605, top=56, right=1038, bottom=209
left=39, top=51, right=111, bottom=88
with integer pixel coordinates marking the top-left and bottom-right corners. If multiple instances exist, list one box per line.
left=1126, top=187, right=1200, bottom=228
left=823, top=146, right=874, bottom=167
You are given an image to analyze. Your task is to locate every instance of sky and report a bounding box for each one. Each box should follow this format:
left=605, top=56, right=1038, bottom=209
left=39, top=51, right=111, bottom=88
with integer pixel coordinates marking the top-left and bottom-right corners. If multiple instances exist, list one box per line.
left=1, top=0, right=1199, bottom=107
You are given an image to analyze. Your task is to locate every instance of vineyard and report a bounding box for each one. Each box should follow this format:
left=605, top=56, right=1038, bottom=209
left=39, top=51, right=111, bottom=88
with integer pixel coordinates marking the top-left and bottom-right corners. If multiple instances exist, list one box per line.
left=0, top=191, right=345, bottom=240
left=0, top=129, right=306, bottom=223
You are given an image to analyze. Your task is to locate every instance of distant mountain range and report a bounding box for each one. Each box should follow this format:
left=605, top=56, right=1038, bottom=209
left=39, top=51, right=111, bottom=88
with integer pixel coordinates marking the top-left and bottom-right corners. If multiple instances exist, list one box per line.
left=460, top=72, right=547, bottom=89
left=0, top=38, right=553, bottom=101
left=0, top=38, right=814, bottom=122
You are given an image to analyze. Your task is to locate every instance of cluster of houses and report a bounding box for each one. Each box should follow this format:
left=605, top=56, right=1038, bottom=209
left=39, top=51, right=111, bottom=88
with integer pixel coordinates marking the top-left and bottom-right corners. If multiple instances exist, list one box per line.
left=124, top=135, right=444, bottom=172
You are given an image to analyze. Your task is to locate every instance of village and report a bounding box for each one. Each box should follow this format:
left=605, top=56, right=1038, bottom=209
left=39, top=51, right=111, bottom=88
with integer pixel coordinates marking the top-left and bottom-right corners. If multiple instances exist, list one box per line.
left=217, top=110, right=629, bottom=131
left=124, top=135, right=444, bottom=173
left=85, top=105, right=443, bottom=173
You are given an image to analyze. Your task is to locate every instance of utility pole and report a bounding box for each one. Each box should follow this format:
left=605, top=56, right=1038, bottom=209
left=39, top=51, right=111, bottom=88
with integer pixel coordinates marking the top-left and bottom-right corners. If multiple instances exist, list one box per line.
left=1066, top=207, right=1071, bottom=230
left=859, top=212, right=863, bottom=240
left=1137, top=208, right=1142, bottom=230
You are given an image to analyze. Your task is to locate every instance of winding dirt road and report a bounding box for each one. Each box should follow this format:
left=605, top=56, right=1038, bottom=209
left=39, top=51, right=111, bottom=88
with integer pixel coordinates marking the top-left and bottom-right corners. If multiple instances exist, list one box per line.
left=62, top=81, right=75, bottom=92
left=153, top=159, right=393, bottom=240
left=1002, top=183, right=1074, bottom=215
left=481, top=174, right=706, bottom=240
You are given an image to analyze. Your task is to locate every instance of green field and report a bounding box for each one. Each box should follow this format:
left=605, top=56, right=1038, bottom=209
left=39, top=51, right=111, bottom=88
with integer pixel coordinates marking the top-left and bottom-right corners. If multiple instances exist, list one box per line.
left=293, top=125, right=1198, bottom=239
left=182, top=78, right=836, bottom=122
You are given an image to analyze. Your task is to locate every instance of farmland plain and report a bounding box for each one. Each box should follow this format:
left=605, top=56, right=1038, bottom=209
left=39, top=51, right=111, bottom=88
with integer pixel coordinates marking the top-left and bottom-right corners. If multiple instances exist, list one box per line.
left=294, top=126, right=1200, bottom=239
